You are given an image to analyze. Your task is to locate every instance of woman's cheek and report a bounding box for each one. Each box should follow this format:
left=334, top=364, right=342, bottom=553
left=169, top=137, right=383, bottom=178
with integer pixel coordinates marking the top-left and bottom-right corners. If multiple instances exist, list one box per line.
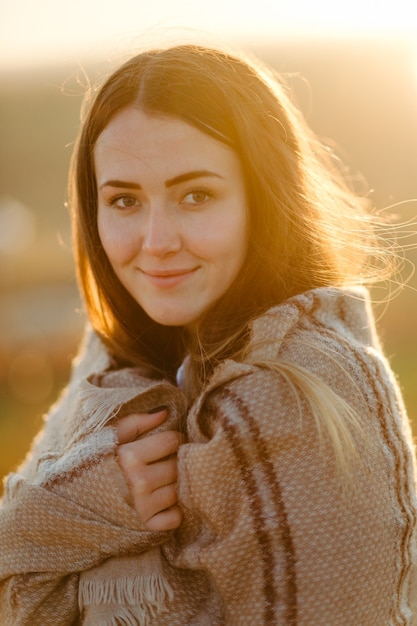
left=98, top=214, right=140, bottom=266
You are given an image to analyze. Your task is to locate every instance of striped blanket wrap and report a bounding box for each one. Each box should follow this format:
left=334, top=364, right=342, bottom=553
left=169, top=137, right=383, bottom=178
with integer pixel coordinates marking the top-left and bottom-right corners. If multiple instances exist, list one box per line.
left=1, top=287, right=417, bottom=624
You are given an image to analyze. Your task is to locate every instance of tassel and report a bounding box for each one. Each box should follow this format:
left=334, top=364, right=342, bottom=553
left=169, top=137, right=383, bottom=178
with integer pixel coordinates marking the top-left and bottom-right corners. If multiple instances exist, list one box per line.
left=79, top=573, right=174, bottom=625
left=79, top=384, right=144, bottom=431
left=80, top=573, right=173, bottom=606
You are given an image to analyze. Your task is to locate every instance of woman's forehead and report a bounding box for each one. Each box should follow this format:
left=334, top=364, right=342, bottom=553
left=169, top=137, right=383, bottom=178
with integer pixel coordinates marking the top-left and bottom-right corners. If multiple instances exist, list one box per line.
left=94, top=108, right=243, bottom=187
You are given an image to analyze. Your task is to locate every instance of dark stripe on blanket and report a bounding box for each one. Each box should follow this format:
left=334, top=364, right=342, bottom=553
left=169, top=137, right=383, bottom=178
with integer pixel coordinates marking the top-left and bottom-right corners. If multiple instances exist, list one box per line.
left=220, top=417, right=277, bottom=624
left=219, top=387, right=298, bottom=625
left=302, top=312, right=414, bottom=623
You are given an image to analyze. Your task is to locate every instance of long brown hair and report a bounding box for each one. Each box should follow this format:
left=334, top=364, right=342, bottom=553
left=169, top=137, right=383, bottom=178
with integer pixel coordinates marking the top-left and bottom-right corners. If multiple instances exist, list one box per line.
left=70, top=44, right=381, bottom=383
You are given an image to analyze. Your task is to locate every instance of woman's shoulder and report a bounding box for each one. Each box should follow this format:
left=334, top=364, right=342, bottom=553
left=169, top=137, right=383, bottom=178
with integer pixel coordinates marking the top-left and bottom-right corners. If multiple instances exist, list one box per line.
left=249, top=286, right=379, bottom=360
left=188, top=289, right=375, bottom=428
left=189, top=285, right=408, bottom=459
left=202, top=286, right=379, bottom=393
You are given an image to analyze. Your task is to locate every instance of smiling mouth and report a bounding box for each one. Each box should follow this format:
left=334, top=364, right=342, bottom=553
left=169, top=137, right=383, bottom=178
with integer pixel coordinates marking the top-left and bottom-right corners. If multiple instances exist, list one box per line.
left=143, top=268, right=195, bottom=276
left=141, top=268, right=198, bottom=278
left=140, top=267, right=198, bottom=287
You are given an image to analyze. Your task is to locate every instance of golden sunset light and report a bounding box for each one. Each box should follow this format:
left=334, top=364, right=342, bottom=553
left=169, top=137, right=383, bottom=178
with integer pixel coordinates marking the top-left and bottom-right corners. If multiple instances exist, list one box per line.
left=1, top=0, right=416, bottom=532
left=1, top=0, right=416, bottom=69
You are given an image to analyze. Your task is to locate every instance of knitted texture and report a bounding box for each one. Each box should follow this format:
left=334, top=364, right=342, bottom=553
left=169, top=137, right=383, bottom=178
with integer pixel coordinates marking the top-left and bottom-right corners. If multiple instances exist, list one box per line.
left=1, top=287, right=416, bottom=625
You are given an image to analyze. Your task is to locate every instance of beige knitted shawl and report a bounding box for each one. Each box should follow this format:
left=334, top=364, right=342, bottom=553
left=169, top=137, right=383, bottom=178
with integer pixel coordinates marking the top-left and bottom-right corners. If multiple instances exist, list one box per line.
left=1, top=287, right=417, bottom=625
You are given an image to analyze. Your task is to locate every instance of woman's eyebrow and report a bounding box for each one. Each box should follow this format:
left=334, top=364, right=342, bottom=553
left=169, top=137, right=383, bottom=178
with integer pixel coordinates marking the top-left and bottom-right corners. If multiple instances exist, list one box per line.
left=99, top=180, right=141, bottom=190
left=164, top=170, right=224, bottom=187
left=99, top=170, right=223, bottom=191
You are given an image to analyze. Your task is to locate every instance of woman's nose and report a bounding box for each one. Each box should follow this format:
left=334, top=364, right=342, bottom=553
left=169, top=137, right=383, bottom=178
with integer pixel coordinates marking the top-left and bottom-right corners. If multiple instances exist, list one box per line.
left=141, top=208, right=181, bottom=257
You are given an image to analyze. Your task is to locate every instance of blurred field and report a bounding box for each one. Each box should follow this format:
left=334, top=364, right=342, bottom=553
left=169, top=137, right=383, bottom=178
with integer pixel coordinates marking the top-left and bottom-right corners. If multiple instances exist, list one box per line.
left=1, top=36, right=416, bottom=491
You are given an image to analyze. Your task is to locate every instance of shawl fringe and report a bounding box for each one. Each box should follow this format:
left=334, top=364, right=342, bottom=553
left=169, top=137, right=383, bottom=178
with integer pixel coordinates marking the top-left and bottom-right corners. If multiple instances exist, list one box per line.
left=79, top=384, right=146, bottom=432
left=78, top=373, right=187, bottom=435
left=79, top=573, right=174, bottom=625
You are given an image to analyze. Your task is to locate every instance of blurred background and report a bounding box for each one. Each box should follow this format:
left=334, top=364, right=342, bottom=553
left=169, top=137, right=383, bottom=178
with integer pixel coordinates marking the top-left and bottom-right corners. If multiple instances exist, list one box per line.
left=1, top=0, right=416, bottom=492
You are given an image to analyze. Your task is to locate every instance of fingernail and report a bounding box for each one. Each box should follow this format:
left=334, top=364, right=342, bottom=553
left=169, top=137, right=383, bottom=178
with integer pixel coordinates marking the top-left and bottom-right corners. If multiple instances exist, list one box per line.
left=148, top=405, right=168, bottom=414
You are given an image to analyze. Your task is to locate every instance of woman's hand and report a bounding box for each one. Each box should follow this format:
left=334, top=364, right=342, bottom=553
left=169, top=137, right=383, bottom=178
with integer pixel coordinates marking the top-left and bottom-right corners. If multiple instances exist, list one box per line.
left=116, top=409, right=184, bottom=531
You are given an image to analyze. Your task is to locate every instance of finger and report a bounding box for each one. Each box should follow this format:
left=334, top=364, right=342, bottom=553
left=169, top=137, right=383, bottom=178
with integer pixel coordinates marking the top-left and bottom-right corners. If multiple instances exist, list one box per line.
left=144, top=505, right=183, bottom=532
left=133, top=483, right=179, bottom=522
left=129, top=457, right=178, bottom=496
left=116, top=409, right=167, bottom=444
left=119, top=430, right=183, bottom=467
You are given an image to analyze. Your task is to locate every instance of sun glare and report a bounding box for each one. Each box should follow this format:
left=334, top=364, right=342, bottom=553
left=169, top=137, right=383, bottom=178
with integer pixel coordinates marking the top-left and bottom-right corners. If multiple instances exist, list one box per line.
left=0, top=0, right=416, bottom=69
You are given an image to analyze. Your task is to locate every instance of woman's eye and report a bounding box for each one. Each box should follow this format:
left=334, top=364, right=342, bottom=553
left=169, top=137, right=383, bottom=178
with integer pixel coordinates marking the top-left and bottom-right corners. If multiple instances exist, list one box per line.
left=109, top=195, right=140, bottom=209
left=181, top=189, right=213, bottom=205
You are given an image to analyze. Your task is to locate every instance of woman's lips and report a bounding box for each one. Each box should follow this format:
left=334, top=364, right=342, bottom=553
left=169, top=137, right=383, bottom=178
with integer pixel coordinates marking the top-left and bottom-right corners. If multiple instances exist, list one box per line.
left=140, top=268, right=198, bottom=288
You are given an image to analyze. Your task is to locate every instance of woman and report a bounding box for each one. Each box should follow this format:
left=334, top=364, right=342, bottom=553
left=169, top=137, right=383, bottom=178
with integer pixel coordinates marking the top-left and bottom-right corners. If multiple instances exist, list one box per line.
left=1, top=43, right=416, bottom=625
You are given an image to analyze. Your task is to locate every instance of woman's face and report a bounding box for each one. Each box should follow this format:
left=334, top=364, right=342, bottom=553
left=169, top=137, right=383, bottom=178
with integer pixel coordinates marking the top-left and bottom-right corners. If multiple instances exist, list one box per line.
left=95, top=107, right=248, bottom=327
